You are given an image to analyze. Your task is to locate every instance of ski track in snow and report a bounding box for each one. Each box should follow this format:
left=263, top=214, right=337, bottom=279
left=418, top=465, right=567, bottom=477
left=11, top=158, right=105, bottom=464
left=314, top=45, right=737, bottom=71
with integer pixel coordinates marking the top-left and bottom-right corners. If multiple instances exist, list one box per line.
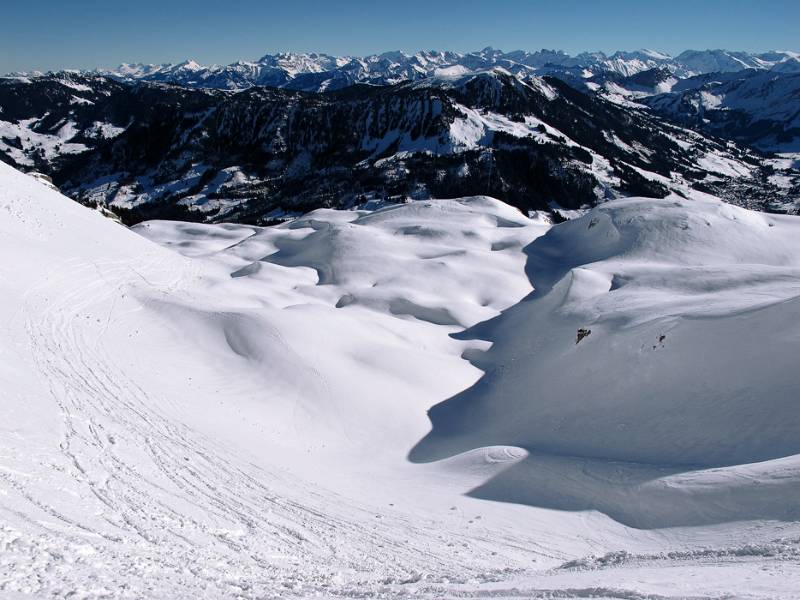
left=2, top=163, right=800, bottom=598
left=10, top=256, right=529, bottom=597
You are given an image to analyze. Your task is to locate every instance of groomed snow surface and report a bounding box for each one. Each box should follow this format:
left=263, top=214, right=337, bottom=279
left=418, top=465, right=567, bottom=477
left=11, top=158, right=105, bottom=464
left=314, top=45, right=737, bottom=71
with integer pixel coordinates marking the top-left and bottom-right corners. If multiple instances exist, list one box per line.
left=1, top=161, right=800, bottom=598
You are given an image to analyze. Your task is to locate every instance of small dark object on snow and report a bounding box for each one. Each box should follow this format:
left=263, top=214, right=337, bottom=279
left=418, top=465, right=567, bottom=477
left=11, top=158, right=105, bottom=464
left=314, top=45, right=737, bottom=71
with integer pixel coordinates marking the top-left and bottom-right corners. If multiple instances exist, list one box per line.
left=576, top=328, right=592, bottom=344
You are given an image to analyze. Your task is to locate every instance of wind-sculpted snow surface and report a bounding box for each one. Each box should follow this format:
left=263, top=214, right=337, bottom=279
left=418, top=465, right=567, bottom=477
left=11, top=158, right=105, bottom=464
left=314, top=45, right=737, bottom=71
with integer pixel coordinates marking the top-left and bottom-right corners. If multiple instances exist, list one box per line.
left=411, top=195, right=800, bottom=527
left=2, top=161, right=800, bottom=598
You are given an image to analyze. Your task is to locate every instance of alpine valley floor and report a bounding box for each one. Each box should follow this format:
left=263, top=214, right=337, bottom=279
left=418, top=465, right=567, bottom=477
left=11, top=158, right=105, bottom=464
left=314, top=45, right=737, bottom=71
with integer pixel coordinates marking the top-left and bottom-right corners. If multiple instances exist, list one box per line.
left=1, top=160, right=800, bottom=599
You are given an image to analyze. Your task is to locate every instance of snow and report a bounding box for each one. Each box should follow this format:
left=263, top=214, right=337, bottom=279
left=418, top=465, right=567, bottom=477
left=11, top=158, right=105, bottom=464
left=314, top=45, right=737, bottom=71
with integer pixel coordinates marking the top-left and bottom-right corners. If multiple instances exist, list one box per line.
left=54, top=77, right=93, bottom=92
left=99, top=165, right=226, bottom=210
left=699, top=89, right=723, bottom=108
left=69, top=95, right=94, bottom=106
left=654, top=76, right=678, bottom=93
left=447, top=103, right=592, bottom=157
left=0, top=118, right=88, bottom=165
left=598, top=82, right=652, bottom=107
left=87, top=121, right=126, bottom=139
left=2, top=161, right=800, bottom=598
left=644, top=70, right=800, bottom=151
left=526, top=76, right=559, bottom=100
left=364, top=97, right=628, bottom=198
left=413, top=195, right=800, bottom=466
left=432, top=65, right=472, bottom=78
left=447, top=104, right=551, bottom=149
left=769, top=173, right=796, bottom=189
left=696, top=150, right=755, bottom=178
left=603, top=130, right=635, bottom=153
left=44, top=49, right=800, bottom=93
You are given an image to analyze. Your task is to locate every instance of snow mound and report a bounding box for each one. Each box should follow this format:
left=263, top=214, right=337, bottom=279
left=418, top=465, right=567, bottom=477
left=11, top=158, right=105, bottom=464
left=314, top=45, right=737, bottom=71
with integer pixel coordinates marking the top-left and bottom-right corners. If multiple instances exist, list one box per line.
left=413, top=197, right=800, bottom=466
left=411, top=196, right=800, bottom=525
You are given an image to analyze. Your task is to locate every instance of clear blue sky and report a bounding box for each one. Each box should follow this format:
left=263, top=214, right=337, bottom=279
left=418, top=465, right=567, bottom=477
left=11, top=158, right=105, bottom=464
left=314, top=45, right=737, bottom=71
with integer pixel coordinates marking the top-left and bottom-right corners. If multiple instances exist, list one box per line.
left=2, top=0, right=798, bottom=73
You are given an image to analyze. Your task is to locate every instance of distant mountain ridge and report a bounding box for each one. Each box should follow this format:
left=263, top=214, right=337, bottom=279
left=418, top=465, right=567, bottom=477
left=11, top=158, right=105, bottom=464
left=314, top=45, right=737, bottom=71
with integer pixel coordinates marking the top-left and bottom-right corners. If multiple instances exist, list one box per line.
left=10, top=48, right=800, bottom=92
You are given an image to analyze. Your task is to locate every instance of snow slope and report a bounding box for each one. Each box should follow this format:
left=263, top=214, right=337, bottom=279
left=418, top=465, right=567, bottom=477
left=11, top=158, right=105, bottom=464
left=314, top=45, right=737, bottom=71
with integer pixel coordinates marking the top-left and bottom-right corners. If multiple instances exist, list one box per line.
left=2, top=162, right=800, bottom=598
left=412, top=195, right=800, bottom=527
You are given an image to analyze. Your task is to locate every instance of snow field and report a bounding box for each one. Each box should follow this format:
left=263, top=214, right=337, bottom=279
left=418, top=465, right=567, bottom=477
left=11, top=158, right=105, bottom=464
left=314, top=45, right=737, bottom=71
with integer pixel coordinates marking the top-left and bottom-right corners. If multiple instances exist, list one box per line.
left=2, top=162, right=800, bottom=598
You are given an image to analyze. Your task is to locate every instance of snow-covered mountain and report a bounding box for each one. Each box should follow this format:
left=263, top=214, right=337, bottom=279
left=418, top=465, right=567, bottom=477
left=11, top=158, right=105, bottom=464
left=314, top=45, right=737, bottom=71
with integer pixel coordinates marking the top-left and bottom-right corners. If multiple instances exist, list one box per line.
left=674, top=49, right=798, bottom=74
left=3, top=155, right=800, bottom=598
left=2, top=69, right=796, bottom=224
left=9, top=48, right=800, bottom=156
left=545, top=60, right=800, bottom=152
left=60, top=48, right=800, bottom=92
left=641, top=68, right=800, bottom=151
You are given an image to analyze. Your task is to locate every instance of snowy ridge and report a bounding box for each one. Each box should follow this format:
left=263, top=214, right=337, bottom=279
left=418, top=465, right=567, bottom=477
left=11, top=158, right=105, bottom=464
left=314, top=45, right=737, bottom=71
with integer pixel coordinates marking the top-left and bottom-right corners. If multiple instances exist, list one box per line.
left=11, top=48, right=797, bottom=92
left=2, top=161, right=800, bottom=597
left=642, top=69, right=800, bottom=151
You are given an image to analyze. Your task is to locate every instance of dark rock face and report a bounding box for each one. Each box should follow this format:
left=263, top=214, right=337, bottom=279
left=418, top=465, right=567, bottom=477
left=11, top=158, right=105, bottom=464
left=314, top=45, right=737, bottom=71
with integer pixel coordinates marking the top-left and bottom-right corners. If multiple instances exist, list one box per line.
left=1, top=71, right=793, bottom=224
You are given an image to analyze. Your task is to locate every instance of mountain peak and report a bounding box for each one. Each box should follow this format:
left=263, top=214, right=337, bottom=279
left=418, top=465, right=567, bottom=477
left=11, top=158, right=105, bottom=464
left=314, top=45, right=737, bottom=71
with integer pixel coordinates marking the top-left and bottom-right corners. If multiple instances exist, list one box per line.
left=174, top=59, right=202, bottom=71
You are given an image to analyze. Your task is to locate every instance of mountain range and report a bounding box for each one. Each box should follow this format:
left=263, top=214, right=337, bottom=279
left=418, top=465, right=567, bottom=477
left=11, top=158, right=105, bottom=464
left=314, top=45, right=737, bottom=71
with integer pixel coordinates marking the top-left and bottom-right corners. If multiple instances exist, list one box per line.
left=1, top=48, right=798, bottom=224
left=73, top=48, right=800, bottom=91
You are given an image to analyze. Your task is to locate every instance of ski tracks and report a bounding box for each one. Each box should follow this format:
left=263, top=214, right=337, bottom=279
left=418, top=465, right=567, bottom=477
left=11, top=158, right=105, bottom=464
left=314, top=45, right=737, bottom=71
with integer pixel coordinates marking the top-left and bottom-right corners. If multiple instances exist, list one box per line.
left=4, top=250, right=546, bottom=598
